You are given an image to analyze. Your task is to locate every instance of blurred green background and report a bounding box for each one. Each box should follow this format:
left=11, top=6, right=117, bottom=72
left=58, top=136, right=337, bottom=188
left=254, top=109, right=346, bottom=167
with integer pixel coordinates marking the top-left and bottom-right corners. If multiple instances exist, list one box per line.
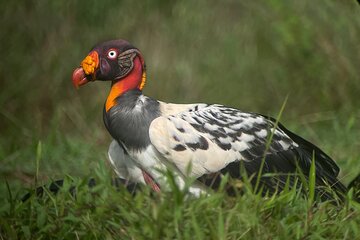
left=1, top=0, right=360, bottom=193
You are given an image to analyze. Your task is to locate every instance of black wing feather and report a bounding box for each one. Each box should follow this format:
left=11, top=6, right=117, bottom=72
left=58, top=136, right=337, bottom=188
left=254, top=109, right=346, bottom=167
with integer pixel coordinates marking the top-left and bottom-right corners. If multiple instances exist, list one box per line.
left=198, top=113, right=346, bottom=201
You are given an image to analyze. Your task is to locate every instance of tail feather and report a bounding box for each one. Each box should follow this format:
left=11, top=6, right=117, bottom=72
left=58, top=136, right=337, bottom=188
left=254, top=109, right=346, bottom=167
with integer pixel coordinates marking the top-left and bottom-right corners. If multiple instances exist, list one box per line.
left=348, top=174, right=360, bottom=202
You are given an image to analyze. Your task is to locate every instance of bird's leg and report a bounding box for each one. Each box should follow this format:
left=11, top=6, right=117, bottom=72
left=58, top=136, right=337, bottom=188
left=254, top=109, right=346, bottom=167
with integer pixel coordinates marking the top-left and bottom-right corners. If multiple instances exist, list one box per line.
left=142, top=170, right=161, bottom=192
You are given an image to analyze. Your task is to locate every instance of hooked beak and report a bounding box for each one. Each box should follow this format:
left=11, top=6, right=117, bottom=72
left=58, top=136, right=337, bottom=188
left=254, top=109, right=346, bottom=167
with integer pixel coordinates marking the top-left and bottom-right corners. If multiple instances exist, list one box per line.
left=72, top=51, right=99, bottom=89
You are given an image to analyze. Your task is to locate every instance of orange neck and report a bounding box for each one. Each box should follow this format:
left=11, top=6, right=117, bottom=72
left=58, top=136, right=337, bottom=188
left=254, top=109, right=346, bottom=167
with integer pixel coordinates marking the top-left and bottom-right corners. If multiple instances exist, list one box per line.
left=105, top=57, right=146, bottom=112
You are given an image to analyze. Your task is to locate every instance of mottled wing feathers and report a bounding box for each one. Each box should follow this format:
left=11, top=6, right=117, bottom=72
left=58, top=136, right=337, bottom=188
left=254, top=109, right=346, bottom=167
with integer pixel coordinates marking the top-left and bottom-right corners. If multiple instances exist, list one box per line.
left=149, top=104, right=347, bottom=199
left=149, top=104, right=297, bottom=178
left=149, top=115, right=235, bottom=177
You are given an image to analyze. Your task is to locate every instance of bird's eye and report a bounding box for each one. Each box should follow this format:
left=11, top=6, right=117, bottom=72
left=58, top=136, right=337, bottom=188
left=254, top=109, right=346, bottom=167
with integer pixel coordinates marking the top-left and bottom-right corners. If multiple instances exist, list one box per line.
left=107, top=50, right=118, bottom=59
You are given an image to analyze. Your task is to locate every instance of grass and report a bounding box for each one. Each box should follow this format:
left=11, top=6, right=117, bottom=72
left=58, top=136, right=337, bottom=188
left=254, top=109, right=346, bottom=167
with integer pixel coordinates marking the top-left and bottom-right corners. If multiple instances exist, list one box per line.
left=1, top=166, right=360, bottom=239
left=1, top=0, right=360, bottom=239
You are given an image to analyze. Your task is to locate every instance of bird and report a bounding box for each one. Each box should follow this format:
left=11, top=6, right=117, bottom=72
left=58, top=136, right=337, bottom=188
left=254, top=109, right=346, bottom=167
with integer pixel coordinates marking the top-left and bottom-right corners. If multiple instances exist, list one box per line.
left=72, top=39, right=347, bottom=202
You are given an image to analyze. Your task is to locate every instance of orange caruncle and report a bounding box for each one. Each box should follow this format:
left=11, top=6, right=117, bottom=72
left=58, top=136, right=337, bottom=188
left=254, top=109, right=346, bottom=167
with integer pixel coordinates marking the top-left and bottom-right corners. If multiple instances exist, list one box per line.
left=81, top=51, right=99, bottom=75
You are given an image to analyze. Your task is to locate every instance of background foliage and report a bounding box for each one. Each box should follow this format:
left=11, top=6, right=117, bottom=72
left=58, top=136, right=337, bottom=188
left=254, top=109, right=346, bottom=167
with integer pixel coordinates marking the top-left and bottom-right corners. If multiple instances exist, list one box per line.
left=1, top=0, right=360, bottom=238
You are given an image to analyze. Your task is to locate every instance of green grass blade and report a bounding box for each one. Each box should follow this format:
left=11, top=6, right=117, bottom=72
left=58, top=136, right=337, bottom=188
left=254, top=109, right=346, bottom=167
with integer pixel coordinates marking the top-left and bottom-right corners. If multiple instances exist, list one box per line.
left=308, top=152, right=316, bottom=206
left=35, top=141, right=42, bottom=186
left=255, top=95, right=289, bottom=193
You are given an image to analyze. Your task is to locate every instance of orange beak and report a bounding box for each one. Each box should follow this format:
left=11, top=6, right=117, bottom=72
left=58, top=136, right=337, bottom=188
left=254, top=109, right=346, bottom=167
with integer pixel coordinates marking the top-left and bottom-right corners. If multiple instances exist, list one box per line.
left=72, top=51, right=99, bottom=89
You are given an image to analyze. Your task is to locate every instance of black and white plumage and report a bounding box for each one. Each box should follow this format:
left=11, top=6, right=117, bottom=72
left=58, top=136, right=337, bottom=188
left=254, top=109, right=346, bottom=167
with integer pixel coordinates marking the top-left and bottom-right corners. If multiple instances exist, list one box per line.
left=72, top=39, right=347, bottom=201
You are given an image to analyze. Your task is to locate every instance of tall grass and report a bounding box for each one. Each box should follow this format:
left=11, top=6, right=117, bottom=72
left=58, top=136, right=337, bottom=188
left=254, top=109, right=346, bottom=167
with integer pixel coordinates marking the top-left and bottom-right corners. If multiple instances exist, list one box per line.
left=1, top=166, right=360, bottom=239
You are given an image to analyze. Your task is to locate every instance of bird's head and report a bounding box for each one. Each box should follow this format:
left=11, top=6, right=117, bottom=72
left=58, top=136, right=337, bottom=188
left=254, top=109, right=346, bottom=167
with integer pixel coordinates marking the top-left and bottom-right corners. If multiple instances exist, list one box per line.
left=72, top=39, right=146, bottom=89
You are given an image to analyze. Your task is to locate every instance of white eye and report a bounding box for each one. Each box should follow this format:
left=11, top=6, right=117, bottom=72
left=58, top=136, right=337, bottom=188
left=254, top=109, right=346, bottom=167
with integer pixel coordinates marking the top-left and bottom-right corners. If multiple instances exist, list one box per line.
left=107, top=50, right=117, bottom=59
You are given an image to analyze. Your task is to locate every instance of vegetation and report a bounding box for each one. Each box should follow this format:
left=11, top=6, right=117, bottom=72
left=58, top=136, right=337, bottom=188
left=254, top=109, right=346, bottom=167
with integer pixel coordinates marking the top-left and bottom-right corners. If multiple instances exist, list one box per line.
left=1, top=0, right=360, bottom=239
